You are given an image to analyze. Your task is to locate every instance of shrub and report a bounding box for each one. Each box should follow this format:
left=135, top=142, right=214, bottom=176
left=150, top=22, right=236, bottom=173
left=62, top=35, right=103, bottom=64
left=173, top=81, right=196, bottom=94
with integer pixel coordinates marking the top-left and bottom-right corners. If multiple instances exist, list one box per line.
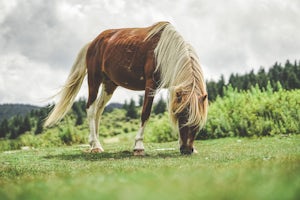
left=199, top=83, right=300, bottom=139
left=144, top=113, right=177, bottom=143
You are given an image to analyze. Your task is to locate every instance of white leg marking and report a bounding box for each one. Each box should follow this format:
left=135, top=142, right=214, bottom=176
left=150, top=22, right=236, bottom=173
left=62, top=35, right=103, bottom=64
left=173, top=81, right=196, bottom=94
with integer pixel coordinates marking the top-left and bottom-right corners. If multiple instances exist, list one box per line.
left=87, top=102, right=104, bottom=152
left=134, top=122, right=147, bottom=151
left=87, top=85, right=114, bottom=153
left=95, top=87, right=113, bottom=135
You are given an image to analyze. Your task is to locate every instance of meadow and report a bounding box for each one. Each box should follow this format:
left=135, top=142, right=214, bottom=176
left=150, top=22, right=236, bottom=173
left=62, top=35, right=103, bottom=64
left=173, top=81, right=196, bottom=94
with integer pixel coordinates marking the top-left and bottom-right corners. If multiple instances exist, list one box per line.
left=0, top=135, right=299, bottom=200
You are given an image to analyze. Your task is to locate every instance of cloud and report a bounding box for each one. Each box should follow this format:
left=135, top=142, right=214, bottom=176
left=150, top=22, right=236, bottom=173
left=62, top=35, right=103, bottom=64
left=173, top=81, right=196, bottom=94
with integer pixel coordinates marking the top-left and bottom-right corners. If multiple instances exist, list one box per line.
left=0, top=53, right=67, bottom=104
left=0, top=1, right=82, bottom=68
left=0, top=0, right=299, bottom=105
left=189, top=0, right=300, bottom=79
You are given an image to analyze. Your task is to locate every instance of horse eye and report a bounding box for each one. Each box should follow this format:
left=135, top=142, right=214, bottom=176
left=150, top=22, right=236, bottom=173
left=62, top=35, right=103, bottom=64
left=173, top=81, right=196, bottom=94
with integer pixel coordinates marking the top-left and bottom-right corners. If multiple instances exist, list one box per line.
left=177, top=95, right=182, bottom=103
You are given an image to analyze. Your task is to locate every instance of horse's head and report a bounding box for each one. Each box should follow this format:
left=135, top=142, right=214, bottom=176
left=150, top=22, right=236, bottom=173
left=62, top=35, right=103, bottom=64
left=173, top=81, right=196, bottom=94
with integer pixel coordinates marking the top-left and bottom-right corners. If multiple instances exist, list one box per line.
left=171, top=89, right=208, bottom=155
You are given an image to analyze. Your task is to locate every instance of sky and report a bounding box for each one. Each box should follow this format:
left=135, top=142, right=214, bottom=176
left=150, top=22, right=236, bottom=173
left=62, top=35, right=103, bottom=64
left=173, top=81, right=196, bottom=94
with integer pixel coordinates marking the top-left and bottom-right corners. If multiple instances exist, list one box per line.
left=0, top=0, right=299, bottom=106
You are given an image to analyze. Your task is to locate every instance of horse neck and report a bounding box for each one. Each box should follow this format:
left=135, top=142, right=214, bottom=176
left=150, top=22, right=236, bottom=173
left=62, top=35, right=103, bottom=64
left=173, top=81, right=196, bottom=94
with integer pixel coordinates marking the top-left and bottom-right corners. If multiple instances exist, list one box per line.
left=148, top=22, right=208, bottom=129
left=152, top=24, right=205, bottom=92
left=157, top=48, right=206, bottom=95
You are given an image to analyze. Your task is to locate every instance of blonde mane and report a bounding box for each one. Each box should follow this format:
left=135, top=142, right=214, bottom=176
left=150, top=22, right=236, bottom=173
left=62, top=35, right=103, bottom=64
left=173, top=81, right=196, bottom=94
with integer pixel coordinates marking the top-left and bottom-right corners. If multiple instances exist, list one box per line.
left=148, top=22, right=208, bottom=129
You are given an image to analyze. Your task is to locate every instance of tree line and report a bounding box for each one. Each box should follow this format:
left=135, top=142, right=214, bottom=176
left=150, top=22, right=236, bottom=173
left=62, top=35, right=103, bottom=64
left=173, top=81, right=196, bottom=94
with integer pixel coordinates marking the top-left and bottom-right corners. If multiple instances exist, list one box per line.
left=123, top=95, right=167, bottom=119
left=0, top=95, right=167, bottom=139
left=207, top=60, right=300, bottom=101
left=0, top=105, right=52, bottom=139
left=0, top=104, right=39, bottom=122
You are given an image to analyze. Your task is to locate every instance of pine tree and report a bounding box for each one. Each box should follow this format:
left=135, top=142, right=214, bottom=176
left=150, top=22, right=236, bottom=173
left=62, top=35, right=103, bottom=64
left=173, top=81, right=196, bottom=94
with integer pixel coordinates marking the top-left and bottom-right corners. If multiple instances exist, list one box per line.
left=257, top=68, right=268, bottom=90
left=75, top=111, right=84, bottom=126
left=35, top=108, right=48, bottom=135
left=123, top=100, right=128, bottom=110
left=206, top=80, right=218, bottom=101
left=19, top=115, right=31, bottom=134
left=78, top=98, right=87, bottom=117
left=138, top=95, right=144, bottom=107
left=204, top=59, right=300, bottom=102
left=126, top=99, right=138, bottom=119
left=248, top=70, right=257, bottom=89
left=153, top=96, right=167, bottom=115
left=35, top=118, right=44, bottom=135
left=217, top=75, right=225, bottom=97
left=9, top=115, right=22, bottom=139
left=72, top=102, right=84, bottom=125
left=0, top=119, right=9, bottom=138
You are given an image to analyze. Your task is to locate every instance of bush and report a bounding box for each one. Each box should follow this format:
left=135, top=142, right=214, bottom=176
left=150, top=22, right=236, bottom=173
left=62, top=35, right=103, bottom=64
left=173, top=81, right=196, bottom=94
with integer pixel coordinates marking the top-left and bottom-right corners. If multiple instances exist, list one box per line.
left=199, top=83, right=300, bottom=139
left=144, top=113, right=177, bottom=143
left=58, top=126, right=87, bottom=145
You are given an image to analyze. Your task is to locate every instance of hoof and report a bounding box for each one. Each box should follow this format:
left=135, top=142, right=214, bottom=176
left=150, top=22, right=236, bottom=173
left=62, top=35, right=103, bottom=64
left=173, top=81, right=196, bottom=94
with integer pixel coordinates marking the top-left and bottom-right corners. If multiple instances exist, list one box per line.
left=90, top=148, right=104, bottom=153
left=133, top=149, right=145, bottom=156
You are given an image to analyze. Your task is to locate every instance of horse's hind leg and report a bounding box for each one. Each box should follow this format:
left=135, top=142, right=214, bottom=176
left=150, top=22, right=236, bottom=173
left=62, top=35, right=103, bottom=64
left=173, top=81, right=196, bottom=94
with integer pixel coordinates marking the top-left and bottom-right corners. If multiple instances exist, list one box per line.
left=87, top=100, right=103, bottom=152
left=87, top=81, right=116, bottom=153
left=86, top=61, right=102, bottom=152
left=94, top=81, right=116, bottom=144
left=86, top=53, right=115, bottom=152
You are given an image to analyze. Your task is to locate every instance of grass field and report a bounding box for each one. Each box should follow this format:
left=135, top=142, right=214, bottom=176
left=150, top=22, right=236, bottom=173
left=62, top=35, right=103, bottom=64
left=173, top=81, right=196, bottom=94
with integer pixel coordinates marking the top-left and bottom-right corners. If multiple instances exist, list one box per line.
left=0, top=135, right=299, bottom=200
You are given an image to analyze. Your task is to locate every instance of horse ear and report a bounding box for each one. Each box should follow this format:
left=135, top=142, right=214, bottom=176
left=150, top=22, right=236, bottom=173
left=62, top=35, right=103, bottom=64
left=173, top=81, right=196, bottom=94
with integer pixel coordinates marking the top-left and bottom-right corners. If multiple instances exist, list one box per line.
left=199, top=94, right=207, bottom=103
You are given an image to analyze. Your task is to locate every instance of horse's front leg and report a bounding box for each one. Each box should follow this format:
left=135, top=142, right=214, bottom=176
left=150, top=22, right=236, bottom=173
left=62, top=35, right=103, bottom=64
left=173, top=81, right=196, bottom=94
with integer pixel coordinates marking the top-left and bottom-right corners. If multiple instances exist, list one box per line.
left=134, top=82, right=155, bottom=156
left=133, top=123, right=147, bottom=156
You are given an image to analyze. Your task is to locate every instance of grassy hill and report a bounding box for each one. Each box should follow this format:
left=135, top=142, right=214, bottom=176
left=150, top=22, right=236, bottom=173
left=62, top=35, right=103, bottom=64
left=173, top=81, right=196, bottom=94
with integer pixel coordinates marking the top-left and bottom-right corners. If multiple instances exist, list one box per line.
left=0, top=104, right=40, bottom=122
left=0, top=135, right=299, bottom=200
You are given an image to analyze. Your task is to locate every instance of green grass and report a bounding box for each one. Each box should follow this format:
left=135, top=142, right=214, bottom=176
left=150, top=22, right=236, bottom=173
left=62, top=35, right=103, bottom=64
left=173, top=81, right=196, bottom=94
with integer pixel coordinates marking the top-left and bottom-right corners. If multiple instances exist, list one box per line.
left=0, top=135, right=299, bottom=200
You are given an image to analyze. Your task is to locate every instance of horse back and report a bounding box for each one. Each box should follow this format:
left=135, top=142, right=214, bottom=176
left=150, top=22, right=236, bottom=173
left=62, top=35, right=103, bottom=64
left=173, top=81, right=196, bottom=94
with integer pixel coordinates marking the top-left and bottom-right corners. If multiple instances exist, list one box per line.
left=87, top=25, right=161, bottom=90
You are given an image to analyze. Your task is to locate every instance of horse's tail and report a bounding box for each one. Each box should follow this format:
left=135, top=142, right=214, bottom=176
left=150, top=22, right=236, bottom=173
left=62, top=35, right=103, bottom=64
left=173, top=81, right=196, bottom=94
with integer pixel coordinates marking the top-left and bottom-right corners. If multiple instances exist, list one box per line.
left=44, top=42, right=90, bottom=127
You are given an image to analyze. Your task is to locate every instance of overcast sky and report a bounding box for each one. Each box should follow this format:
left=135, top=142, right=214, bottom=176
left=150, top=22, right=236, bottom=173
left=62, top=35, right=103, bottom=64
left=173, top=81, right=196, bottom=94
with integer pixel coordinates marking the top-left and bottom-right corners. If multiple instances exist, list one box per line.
left=0, top=0, right=299, bottom=106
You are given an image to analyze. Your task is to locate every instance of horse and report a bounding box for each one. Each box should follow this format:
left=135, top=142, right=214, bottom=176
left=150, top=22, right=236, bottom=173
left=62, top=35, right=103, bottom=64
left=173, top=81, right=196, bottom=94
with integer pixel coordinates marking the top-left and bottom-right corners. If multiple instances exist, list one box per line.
left=44, top=22, right=208, bottom=155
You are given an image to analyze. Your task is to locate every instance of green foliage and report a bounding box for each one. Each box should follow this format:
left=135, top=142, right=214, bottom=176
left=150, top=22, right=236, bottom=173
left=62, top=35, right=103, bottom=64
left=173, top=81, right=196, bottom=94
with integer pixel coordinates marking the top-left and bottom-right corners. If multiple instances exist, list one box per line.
left=35, top=118, right=44, bottom=135
left=153, top=96, right=167, bottom=115
left=138, top=95, right=144, bottom=107
left=145, top=113, right=176, bottom=143
left=0, top=104, right=39, bottom=122
left=9, top=115, right=24, bottom=139
left=207, top=59, right=300, bottom=101
left=19, top=116, right=31, bottom=134
left=99, top=109, right=139, bottom=137
left=1, top=84, right=299, bottom=150
left=0, top=104, right=53, bottom=138
left=58, top=127, right=86, bottom=145
left=72, top=98, right=86, bottom=126
left=0, top=104, right=141, bottom=151
left=0, top=119, right=9, bottom=138
left=199, top=83, right=300, bottom=139
left=126, top=98, right=138, bottom=119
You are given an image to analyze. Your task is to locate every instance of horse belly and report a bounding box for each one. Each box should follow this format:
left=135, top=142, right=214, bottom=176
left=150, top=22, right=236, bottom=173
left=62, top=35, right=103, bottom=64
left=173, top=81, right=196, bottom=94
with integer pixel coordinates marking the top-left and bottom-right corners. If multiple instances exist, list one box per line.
left=103, top=59, right=146, bottom=91
left=111, top=67, right=146, bottom=90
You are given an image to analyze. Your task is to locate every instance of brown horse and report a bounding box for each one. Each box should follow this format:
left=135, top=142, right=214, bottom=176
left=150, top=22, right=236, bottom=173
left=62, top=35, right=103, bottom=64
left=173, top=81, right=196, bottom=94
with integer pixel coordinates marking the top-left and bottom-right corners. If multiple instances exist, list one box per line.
left=45, top=22, right=208, bottom=155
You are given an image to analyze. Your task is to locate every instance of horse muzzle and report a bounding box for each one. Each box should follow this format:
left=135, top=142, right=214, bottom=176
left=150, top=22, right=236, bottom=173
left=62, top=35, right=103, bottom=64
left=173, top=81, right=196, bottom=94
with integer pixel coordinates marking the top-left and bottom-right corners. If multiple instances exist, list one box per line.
left=180, top=145, right=194, bottom=155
